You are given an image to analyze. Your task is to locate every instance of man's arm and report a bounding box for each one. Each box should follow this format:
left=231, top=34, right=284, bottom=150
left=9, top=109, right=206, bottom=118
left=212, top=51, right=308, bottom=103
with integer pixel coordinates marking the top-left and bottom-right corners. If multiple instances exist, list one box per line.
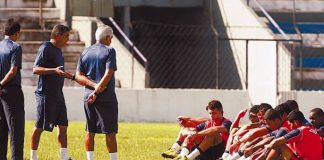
left=195, top=126, right=229, bottom=137
left=94, top=68, right=114, bottom=94
left=33, top=66, right=73, bottom=79
left=86, top=68, right=114, bottom=104
left=230, top=109, right=248, bottom=131
left=264, top=137, right=287, bottom=150
left=0, top=66, right=18, bottom=90
left=75, top=71, right=96, bottom=89
left=232, top=122, right=261, bottom=137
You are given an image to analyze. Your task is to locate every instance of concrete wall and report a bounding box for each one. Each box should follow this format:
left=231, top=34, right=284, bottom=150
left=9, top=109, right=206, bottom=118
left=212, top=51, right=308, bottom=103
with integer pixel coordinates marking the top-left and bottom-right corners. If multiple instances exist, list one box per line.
left=23, top=86, right=323, bottom=123
left=23, top=86, right=250, bottom=122
left=70, top=0, right=113, bottom=18
left=214, top=0, right=292, bottom=106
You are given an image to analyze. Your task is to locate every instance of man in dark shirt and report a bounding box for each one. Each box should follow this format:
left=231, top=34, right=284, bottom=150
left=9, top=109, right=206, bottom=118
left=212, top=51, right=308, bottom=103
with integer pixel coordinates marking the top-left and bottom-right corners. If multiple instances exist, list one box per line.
left=76, top=25, right=118, bottom=160
left=30, top=25, right=73, bottom=160
left=0, top=18, right=25, bottom=160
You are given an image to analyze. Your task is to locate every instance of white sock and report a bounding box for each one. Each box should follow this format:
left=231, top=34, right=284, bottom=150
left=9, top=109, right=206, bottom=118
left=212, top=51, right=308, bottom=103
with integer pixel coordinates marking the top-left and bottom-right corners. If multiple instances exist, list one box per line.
left=30, top=150, right=37, bottom=160
left=231, top=152, right=241, bottom=160
left=60, top=148, right=68, bottom=160
left=109, top=152, right=117, bottom=160
left=86, top=151, right=94, bottom=160
left=187, top=149, right=200, bottom=160
left=180, top=148, right=190, bottom=157
left=171, top=143, right=181, bottom=151
left=222, top=152, right=230, bottom=160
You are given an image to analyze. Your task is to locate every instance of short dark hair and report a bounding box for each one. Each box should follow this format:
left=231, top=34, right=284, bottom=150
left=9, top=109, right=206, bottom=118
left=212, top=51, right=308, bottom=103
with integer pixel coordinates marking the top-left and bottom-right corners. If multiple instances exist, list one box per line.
left=206, top=99, right=223, bottom=111
left=310, top=108, right=324, bottom=118
left=275, top=103, right=292, bottom=117
left=50, top=24, right=70, bottom=38
left=285, top=100, right=299, bottom=111
left=287, top=110, right=305, bottom=124
left=259, top=103, right=272, bottom=114
left=249, top=105, right=260, bottom=114
left=264, top=109, right=281, bottom=121
left=4, top=18, right=20, bottom=36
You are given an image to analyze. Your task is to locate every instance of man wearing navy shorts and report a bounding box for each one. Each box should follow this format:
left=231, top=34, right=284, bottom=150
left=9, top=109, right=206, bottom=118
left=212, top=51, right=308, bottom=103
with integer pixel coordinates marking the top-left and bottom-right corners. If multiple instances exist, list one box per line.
left=0, top=18, right=25, bottom=160
left=76, top=25, right=118, bottom=160
left=30, top=25, right=74, bottom=160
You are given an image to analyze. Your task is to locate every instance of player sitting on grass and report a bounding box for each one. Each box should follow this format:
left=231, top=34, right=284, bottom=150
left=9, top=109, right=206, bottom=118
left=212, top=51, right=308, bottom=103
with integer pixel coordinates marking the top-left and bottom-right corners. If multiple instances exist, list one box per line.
left=264, top=110, right=323, bottom=160
left=162, top=99, right=232, bottom=160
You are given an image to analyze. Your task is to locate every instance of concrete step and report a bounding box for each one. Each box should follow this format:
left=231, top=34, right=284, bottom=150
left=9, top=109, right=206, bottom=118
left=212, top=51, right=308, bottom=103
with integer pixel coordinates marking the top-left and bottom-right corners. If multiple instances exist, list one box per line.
left=0, top=8, right=60, bottom=19
left=23, top=52, right=81, bottom=62
left=0, top=18, right=67, bottom=29
left=0, top=29, right=80, bottom=41
left=18, top=41, right=85, bottom=53
left=0, top=0, right=54, bottom=8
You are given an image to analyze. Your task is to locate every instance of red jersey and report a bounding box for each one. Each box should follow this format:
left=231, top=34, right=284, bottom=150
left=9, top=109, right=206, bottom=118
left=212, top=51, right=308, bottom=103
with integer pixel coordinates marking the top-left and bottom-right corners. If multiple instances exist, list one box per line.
left=196, top=117, right=232, bottom=143
left=284, top=126, right=323, bottom=160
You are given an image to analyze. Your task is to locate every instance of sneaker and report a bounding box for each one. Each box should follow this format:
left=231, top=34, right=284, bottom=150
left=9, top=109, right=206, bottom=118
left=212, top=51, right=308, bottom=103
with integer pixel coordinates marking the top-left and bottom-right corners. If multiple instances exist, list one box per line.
left=172, top=155, right=182, bottom=160
left=178, top=156, right=189, bottom=160
left=162, top=148, right=178, bottom=159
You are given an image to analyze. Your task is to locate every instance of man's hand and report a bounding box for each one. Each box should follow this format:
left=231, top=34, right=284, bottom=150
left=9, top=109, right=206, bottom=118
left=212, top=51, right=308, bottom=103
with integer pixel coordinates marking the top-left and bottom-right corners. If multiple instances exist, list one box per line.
left=86, top=91, right=97, bottom=104
left=55, top=66, right=73, bottom=79
left=238, top=109, right=248, bottom=118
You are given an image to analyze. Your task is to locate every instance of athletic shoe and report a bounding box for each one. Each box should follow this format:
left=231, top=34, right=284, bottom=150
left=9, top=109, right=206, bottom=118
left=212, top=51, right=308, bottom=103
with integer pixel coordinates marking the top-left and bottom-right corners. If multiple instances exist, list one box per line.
left=178, top=156, right=188, bottom=160
left=172, top=155, right=182, bottom=160
left=162, top=148, right=178, bottom=159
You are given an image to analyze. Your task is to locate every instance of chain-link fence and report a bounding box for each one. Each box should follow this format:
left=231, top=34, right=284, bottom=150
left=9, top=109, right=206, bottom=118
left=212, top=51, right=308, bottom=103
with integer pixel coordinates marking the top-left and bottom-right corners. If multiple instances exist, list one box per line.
left=116, top=19, right=322, bottom=91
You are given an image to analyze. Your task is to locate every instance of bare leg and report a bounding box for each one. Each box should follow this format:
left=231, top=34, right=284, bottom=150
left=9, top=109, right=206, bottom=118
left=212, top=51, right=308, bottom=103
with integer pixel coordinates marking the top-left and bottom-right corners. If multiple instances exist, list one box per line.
left=85, top=132, right=95, bottom=151
left=57, top=125, right=67, bottom=148
left=31, top=128, right=44, bottom=150
left=106, top=133, right=117, bottom=153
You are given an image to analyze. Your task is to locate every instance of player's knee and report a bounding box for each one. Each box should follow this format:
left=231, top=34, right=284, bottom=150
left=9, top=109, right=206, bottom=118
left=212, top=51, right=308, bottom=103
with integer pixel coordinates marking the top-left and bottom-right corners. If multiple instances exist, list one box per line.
left=106, top=133, right=116, bottom=140
left=33, top=128, right=44, bottom=134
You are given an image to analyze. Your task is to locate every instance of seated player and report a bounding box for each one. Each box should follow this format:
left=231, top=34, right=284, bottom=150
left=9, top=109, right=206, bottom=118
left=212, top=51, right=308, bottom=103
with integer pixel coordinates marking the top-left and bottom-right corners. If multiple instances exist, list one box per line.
left=161, top=99, right=232, bottom=160
left=309, top=108, right=324, bottom=157
left=265, top=110, right=323, bottom=160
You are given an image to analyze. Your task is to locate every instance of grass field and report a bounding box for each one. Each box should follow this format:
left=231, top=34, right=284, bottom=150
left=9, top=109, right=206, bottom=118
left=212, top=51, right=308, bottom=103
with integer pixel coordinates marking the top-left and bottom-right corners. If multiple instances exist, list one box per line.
left=14, top=121, right=179, bottom=160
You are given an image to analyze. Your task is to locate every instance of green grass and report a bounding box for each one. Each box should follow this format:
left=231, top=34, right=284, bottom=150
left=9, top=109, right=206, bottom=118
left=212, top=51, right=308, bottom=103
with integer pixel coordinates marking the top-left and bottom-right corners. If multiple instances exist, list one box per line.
left=15, top=121, right=179, bottom=160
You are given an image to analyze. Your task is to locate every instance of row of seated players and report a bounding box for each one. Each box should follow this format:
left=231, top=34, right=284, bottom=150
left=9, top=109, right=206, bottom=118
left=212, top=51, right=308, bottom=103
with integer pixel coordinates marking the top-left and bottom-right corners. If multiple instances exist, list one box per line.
left=161, top=100, right=324, bottom=160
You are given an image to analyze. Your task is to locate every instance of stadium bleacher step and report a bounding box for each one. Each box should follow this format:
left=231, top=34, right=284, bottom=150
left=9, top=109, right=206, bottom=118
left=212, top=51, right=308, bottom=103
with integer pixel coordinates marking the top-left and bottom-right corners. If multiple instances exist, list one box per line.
left=0, top=29, right=80, bottom=41
left=0, top=1, right=86, bottom=86
left=0, top=8, right=60, bottom=19
left=0, top=0, right=54, bottom=8
left=18, top=41, right=85, bottom=53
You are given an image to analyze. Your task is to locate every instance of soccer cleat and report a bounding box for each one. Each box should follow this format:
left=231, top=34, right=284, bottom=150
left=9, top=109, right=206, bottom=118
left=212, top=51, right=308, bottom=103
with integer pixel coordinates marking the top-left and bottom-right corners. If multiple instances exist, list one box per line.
left=177, top=156, right=189, bottom=160
left=172, top=154, right=184, bottom=160
left=162, top=148, right=178, bottom=159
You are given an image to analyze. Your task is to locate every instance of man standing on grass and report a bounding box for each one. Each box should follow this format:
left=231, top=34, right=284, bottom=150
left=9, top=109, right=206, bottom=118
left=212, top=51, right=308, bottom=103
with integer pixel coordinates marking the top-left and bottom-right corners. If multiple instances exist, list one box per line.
left=76, top=25, right=118, bottom=160
left=0, top=18, right=25, bottom=160
left=30, top=24, right=74, bottom=160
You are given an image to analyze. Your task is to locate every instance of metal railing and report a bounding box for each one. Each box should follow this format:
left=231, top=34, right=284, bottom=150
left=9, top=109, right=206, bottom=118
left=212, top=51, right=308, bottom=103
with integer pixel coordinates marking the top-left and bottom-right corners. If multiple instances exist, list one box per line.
left=106, top=17, right=148, bottom=88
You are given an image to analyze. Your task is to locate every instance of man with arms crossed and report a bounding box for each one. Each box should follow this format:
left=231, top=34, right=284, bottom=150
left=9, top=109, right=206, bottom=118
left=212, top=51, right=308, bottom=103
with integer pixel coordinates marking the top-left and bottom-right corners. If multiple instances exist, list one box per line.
left=0, top=18, right=25, bottom=160
left=76, top=25, right=118, bottom=160
left=30, top=25, right=73, bottom=160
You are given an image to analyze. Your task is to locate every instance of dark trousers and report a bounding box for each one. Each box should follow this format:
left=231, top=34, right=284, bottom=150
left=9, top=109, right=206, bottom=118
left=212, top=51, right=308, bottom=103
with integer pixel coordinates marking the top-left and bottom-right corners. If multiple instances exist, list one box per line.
left=0, top=87, right=25, bottom=160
